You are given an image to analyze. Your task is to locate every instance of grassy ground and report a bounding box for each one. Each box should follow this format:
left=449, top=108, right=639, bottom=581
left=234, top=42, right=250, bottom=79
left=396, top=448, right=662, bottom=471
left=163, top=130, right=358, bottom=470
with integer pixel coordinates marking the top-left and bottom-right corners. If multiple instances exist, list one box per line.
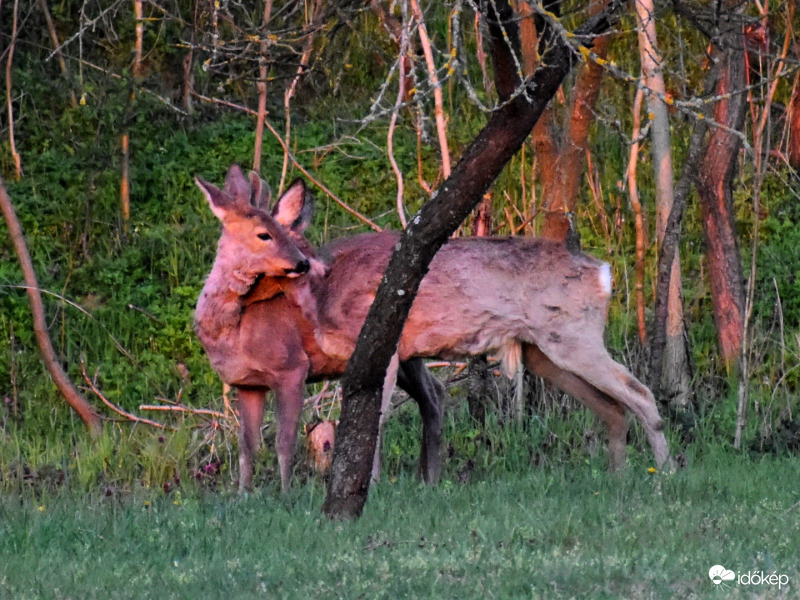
left=1, top=448, right=798, bottom=599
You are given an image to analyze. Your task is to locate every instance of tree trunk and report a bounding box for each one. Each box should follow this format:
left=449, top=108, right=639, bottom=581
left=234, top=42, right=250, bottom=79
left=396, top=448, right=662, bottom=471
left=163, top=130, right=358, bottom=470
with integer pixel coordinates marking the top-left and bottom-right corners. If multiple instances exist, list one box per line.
left=466, top=191, right=493, bottom=423
left=182, top=0, right=199, bottom=113
left=38, top=0, right=78, bottom=107
left=466, top=355, right=489, bottom=425
left=518, top=0, right=610, bottom=241
left=5, top=0, right=22, bottom=180
left=790, top=70, right=800, bottom=169
left=627, top=87, right=648, bottom=344
left=695, top=33, right=747, bottom=368
left=541, top=0, right=611, bottom=241
left=133, top=0, right=144, bottom=77
left=518, top=0, right=557, bottom=213
left=252, top=1, right=272, bottom=173
left=120, top=132, right=130, bottom=232
left=0, top=177, right=102, bottom=434
left=634, top=0, right=691, bottom=406
left=650, top=68, right=720, bottom=394
left=322, top=0, right=624, bottom=520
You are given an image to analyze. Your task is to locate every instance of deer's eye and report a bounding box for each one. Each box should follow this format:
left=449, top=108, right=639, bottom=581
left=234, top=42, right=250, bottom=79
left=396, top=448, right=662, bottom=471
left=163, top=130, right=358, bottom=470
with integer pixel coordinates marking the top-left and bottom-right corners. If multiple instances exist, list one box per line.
left=257, top=232, right=272, bottom=241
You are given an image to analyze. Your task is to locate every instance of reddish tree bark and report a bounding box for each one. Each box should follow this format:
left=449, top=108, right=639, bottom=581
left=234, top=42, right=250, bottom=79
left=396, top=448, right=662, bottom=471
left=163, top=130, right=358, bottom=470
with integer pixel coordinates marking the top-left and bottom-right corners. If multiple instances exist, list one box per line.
left=519, top=1, right=558, bottom=204
left=789, top=70, right=800, bottom=169
left=540, top=0, right=611, bottom=241
left=0, top=177, right=102, bottom=434
left=695, top=32, right=747, bottom=367
left=322, top=0, right=624, bottom=520
left=252, top=0, right=273, bottom=173
left=517, top=0, right=611, bottom=241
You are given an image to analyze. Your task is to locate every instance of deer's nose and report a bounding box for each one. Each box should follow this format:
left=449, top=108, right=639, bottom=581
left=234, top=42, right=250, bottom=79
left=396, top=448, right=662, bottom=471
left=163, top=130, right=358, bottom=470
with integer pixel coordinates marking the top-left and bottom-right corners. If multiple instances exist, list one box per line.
left=286, top=259, right=310, bottom=276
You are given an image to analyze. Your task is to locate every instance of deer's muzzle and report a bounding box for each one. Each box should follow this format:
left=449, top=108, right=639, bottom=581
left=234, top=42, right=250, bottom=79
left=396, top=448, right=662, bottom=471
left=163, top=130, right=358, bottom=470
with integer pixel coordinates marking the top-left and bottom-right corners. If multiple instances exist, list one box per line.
left=285, top=258, right=311, bottom=276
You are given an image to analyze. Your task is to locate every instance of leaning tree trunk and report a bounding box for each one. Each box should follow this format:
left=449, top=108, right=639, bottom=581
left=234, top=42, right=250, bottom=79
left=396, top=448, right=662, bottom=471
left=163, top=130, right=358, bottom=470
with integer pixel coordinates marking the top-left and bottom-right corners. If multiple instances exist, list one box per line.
left=650, top=117, right=709, bottom=400
left=322, top=0, right=625, bottom=520
left=650, top=59, right=733, bottom=398
left=0, top=177, right=102, bottom=434
left=695, top=31, right=747, bottom=368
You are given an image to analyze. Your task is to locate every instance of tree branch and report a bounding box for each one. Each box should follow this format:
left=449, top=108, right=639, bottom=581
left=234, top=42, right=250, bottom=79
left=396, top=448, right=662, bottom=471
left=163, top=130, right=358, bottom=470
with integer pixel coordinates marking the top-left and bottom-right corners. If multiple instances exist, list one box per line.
left=0, top=177, right=102, bottom=433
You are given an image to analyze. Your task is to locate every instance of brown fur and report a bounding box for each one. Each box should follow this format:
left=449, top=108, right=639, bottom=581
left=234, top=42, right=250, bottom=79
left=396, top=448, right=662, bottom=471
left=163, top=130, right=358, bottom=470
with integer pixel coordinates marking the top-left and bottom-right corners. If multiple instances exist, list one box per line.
left=291, top=235, right=670, bottom=471
left=195, top=166, right=444, bottom=492
left=197, top=166, right=670, bottom=493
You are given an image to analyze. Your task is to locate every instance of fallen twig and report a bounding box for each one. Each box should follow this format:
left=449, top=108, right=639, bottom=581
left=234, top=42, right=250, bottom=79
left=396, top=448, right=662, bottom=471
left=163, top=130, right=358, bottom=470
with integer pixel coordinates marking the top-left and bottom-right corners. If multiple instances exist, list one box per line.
left=139, top=404, right=226, bottom=420
left=80, top=360, right=172, bottom=430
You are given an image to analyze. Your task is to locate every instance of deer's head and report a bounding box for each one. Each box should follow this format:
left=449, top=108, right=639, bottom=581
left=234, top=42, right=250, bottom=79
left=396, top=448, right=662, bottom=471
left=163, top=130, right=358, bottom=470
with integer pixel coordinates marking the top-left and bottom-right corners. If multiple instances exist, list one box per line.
left=196, top=165, right=325, bottom=295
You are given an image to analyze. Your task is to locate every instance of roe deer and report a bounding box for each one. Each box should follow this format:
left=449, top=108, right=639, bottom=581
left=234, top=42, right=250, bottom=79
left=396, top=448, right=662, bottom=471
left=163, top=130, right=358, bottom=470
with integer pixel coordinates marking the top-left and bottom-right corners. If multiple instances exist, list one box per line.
left=262, top=190, right=670, bottom=472
left=304, top=237, right=671, bottom=470
left=194, top=165, right=445, bottom=492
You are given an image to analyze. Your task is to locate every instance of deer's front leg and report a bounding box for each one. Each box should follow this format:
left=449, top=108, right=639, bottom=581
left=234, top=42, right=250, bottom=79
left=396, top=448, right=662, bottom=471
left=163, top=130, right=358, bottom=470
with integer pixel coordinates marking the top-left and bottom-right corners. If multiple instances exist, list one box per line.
left=273, top=372, right=307, bottom=493
left=237, top=387, right=267, bottom=493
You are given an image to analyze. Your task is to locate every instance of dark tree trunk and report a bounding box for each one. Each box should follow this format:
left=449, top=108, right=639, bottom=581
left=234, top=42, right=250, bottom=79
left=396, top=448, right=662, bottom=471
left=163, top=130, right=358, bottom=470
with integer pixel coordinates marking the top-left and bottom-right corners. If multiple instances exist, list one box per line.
left=322, top=0, right=625, bottom=520
left=695, top=32, right=747, bottom=368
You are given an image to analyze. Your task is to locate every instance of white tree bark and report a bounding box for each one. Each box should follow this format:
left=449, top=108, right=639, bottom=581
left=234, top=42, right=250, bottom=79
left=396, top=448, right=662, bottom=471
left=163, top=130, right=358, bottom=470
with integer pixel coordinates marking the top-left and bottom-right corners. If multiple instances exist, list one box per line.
left=635, top=0, right=690, bottom=406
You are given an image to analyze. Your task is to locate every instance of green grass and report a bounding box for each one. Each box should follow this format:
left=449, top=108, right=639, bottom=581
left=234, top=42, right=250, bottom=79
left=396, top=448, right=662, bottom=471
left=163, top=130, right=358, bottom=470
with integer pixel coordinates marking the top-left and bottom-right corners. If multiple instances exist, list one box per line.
left=1, top=451, right=798, bottom=599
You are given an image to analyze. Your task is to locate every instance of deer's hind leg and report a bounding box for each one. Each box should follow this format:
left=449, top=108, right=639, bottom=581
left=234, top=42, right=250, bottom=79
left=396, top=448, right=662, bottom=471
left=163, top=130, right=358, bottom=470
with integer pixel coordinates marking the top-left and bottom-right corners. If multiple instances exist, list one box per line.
left=533, top=340, right=669, bottom=469
left=522, top=344, right=629, bottom=470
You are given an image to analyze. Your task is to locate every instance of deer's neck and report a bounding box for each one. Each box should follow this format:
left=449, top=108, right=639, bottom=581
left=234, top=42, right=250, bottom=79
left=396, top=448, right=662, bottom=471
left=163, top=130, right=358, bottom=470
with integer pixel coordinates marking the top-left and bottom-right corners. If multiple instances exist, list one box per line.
left=195, top=258, right=246, bottom=344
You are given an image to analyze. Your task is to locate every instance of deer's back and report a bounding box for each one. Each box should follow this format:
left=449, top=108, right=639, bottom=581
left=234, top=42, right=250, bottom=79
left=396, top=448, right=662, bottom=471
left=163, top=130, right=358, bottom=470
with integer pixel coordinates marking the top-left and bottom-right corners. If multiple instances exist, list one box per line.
left=317, top=233, right=612, bottom=365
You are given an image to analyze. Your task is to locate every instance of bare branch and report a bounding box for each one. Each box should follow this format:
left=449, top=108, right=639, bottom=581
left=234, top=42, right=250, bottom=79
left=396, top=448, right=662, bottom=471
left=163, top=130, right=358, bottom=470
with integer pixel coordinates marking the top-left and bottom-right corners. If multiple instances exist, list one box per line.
left=0, top=178, right=101, bottom=433
left=45, top=0, right=128, bottom=62
left=5, top=0, right=22, bottom=180
left=81, top=361, right=172, bottom=430
left=139, top=404, right=226, bottom=420
left=191, top=90, right=383, bottom=232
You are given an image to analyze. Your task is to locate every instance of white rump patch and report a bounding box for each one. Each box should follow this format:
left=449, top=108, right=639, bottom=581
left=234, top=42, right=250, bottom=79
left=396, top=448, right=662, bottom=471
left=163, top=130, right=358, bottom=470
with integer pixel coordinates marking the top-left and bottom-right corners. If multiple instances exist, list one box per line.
left=598, top=263, right=612, bottom=297
left=496, top=341, right=522, bottom=379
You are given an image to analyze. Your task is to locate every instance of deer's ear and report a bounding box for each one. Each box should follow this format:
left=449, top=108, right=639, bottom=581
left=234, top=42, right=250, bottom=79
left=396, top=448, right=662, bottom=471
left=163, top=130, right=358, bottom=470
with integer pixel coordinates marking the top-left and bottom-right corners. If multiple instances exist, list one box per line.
left=272, top=179, right=313, bottom=233
left=223, top=164, right=251, bottom=203
left=195, top=176, right=233, bottom=221
left=248, top=171, right=272, bottom=209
